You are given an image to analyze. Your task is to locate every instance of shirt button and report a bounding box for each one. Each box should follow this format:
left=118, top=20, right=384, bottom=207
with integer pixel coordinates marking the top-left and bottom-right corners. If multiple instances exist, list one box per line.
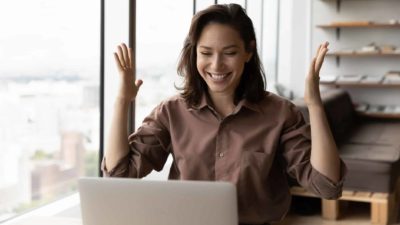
left=219, top=152, right=224, bottom=158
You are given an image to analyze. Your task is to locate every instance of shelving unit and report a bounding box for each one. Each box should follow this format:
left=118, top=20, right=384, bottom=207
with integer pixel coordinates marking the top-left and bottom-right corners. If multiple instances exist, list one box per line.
left=317, top=23, right=400, bottom=40
left=326, top=52, right=400, bottom=66
left=318, top=24, right=400, bottom=29
left=320, top=82, right=400, bottom=88
left=315, top=0, right=400, bottom=119
left=357, top=111, right=400, bottom=119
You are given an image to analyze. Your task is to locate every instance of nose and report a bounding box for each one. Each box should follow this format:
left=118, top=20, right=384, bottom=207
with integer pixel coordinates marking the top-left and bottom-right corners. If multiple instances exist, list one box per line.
left=210, top=54, right=225, bottom=71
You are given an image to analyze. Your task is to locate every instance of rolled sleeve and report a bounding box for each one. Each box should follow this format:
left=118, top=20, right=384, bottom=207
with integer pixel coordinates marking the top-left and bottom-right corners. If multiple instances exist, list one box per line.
left=101, top=102, right=171, bottom=178
left=280, top=104, right=347, bottom=199
left=309, top=160, right=347, bottom=199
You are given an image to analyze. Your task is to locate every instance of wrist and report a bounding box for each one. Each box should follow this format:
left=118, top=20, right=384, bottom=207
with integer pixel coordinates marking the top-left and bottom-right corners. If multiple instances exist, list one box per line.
left=114, top=96, right=134, bottom=105
left=307, top=103, right=325, bottom=113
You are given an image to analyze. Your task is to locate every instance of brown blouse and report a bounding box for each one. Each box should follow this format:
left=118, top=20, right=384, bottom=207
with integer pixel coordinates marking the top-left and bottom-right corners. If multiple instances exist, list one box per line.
left=102, top=91, right=346, bottom=224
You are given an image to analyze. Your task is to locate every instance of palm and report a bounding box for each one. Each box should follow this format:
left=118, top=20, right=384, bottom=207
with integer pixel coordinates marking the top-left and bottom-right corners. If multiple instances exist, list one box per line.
left=114, top=43, right=142, bottom=101
left=304, top=42, right=329, bottom=107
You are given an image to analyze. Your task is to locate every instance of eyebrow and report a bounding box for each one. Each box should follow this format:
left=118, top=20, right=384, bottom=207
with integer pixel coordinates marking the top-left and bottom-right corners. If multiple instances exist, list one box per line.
left=198, top=45, right=239, bottom=50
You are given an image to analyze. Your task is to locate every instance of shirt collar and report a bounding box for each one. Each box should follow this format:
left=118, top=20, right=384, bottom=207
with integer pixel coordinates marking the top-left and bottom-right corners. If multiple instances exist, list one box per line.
left=189, top=93, right=262, bottom=113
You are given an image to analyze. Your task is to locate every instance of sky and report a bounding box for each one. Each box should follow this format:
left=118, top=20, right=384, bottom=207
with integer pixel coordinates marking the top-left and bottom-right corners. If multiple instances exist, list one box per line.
left=0, top=0, right=100, bottom=77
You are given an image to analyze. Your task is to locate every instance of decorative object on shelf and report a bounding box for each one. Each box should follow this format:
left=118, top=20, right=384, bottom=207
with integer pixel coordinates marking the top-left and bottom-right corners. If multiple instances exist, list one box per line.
left=389, top=19, right=399, bottom=25
left=336, top=74, right=364, bottom=84
left=319, top=75, right=337, bottom=83
left=383, top=71, right=400, bottom=84
left=358, top=42, right=379, bottom=53
left=380, top=44, right=397, bottom=53
left=360, top=75, right=383, bottom=84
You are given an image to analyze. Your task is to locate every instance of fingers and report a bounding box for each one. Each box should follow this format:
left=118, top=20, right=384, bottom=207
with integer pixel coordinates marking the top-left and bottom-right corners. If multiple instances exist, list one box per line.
left=315, top=41, right=329, bottom=73
left=114, top=43, right=135, bottom=74
left=114, top=52, right=123, bottom=71
left=121, top=43, right=130, bottom=68
left=309, top=57, right=316, bottom=77
left=117, top=45, right=126, bottom=68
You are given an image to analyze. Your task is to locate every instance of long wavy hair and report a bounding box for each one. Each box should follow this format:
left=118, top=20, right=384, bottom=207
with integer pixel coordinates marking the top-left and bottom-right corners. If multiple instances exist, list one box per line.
left=177, top=3, right=266, bottom=107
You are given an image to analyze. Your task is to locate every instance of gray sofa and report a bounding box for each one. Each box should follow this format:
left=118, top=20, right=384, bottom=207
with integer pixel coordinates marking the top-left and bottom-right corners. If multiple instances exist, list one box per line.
left=293, top=88, right=400, bottom=193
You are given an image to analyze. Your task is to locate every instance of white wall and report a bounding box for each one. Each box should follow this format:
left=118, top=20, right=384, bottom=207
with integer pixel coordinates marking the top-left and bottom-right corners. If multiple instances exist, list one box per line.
left=277, top=0, right=312, bottom=99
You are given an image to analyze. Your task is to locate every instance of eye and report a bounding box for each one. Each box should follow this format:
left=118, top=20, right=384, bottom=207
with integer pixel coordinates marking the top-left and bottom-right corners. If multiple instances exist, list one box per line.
left=224, top=52, right=237, bottom=56
left=200, top=52, right=212, bottom=56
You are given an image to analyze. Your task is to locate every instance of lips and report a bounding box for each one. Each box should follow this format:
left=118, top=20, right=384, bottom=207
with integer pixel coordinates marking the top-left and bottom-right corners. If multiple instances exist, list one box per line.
left=207, top=72, right=231, bottom=81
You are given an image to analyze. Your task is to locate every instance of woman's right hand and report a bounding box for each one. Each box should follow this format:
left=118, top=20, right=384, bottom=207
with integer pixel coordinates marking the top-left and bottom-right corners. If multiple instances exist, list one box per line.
left=114, top=43, right=143, bottom=101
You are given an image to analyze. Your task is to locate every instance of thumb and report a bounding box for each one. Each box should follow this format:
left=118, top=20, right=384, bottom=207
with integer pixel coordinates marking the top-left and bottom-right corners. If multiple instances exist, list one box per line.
left=135, top=79, right=143, bottom=88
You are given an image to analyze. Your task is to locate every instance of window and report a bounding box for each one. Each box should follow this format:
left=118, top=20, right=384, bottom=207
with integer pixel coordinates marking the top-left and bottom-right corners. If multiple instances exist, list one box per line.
left=0, top=0, right=100, bottom=221
left=135, top=0, right=193, bottom=180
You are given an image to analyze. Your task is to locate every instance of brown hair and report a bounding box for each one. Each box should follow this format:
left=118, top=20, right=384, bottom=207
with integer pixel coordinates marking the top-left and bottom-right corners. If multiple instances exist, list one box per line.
left=177, top=3, right=266, bottom=107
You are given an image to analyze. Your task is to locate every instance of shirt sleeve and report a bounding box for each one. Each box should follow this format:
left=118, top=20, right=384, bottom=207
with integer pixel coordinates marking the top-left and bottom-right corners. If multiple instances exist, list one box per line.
left=101, top=102, right=171, bottom=178
left=280, top=103, right=347, bottom=200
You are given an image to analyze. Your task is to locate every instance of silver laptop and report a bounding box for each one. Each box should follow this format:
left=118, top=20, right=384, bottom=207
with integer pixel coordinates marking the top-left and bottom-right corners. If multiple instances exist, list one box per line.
left=78, top=177, right=238, bottom=225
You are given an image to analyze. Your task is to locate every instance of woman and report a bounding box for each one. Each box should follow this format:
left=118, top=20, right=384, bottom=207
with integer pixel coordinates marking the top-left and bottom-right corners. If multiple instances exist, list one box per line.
left=103, top=4, right=345, bottom=225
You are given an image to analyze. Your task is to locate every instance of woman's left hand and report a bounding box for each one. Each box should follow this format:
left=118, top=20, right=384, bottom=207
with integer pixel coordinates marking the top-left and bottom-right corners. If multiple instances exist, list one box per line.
left=304, top=41, right=329, bottom=107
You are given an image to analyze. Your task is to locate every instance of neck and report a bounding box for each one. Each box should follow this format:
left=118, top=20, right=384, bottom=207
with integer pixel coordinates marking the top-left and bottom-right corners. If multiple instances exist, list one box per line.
left=208, top=91, right=236, bottom=117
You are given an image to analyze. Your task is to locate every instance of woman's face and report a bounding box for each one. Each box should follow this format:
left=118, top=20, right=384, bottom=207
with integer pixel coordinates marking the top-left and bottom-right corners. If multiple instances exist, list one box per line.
left=196, top=23, right=252, bottom=98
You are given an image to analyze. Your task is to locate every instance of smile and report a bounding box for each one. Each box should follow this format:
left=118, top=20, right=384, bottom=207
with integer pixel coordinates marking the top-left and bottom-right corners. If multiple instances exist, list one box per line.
left=207, top=72, right=231, bottom=81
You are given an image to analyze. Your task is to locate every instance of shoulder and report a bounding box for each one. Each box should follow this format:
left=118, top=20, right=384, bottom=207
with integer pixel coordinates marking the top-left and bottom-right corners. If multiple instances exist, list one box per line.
left=152, top=94, right=188, bottom=114
left=256, top=91, right=304, bottom=125
left=158, top=94, right=187, bottom=108
left=258, top=91, right=298, bottom=112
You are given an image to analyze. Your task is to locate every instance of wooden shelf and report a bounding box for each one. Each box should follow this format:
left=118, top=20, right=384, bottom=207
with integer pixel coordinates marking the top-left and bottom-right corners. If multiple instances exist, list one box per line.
left=320, top=82, right=400, bottom=88
left=326, top=52, right=400, bottom=66
left=318, top=23, right=400, bottom=28
left=327, top=52, right=400, bottom=57
left=357, top=112, right=400, bottom=119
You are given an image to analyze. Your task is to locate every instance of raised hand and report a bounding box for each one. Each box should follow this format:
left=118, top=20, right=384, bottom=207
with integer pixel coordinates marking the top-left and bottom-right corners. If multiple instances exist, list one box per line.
left=304, top=41, right=329, bottom=107
left=114, top=43, right=143, bottom=101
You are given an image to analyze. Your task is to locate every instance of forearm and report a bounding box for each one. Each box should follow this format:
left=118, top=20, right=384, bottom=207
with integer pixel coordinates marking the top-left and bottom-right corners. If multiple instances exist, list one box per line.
left=105, top=97, right=132, bottom=171
left=308, top=104, right=341, bottom=183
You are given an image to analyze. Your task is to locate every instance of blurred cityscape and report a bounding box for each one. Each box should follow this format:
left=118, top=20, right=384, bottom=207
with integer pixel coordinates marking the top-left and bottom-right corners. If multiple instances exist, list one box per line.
left=0, top=75, right=100, bottom=221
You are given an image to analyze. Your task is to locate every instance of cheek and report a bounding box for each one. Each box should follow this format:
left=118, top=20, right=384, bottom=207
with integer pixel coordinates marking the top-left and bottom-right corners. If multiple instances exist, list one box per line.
left=196, top=58, right=206, bottom=74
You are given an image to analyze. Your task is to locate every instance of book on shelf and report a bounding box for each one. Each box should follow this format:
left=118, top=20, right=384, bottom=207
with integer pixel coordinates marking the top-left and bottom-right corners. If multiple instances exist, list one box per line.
left=319, top=75, right=337, bottom=83
left=359, top=75, right=383, bottom=84
left=383, top=71, right=400, bottom=84
left=354, top=102, right=369, bottom=112
left=335, top=49, right=355, bottom=54
left=366, top=105, right=386, bottom=113
left=382, top=105, right=400, bottom=114
left=380, top=45, right=396, bottom=54
left=385, top=71, right=400, bottom=77
left=357, top=42, right=379, bottom=53
left=336, top=74, right=364, bottom=83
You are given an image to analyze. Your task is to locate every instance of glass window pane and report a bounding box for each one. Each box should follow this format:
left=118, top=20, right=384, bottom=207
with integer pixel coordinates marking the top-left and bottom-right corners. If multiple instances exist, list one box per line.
left=103, top=0, right=129, bottom=152
left=217, top=0, right=245, bottom=7
left=0, top=0, right=100, bottom=221
left=262, top=0, right=279, bottom=85
left=135, top=0, right=193, bottom=180
left=196, top=0, right=214, bottom=12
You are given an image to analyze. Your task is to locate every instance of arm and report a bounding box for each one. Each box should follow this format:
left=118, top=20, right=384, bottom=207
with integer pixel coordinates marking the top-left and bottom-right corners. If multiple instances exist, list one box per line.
left=304, top=42, right=340, bottom=183
left=105, top=43, right=143, bottom=171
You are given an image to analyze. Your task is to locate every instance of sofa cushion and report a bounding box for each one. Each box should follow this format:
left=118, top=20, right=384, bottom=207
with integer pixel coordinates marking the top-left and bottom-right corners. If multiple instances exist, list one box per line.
left=293, top=88, right=400, bottom=193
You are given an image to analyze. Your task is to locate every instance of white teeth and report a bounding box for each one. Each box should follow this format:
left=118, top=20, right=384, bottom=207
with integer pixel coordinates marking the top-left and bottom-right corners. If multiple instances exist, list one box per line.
left=208, top=73, right=228, bottom=81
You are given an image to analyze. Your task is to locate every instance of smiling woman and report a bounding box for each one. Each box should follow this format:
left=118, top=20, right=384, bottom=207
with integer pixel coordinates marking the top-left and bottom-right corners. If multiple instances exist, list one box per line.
left=104, top=3, right=344, bottom=225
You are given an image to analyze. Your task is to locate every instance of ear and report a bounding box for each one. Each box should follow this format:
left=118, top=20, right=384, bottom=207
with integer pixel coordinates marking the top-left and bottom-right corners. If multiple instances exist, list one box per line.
left=246, top=40, right=256, bottom=62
